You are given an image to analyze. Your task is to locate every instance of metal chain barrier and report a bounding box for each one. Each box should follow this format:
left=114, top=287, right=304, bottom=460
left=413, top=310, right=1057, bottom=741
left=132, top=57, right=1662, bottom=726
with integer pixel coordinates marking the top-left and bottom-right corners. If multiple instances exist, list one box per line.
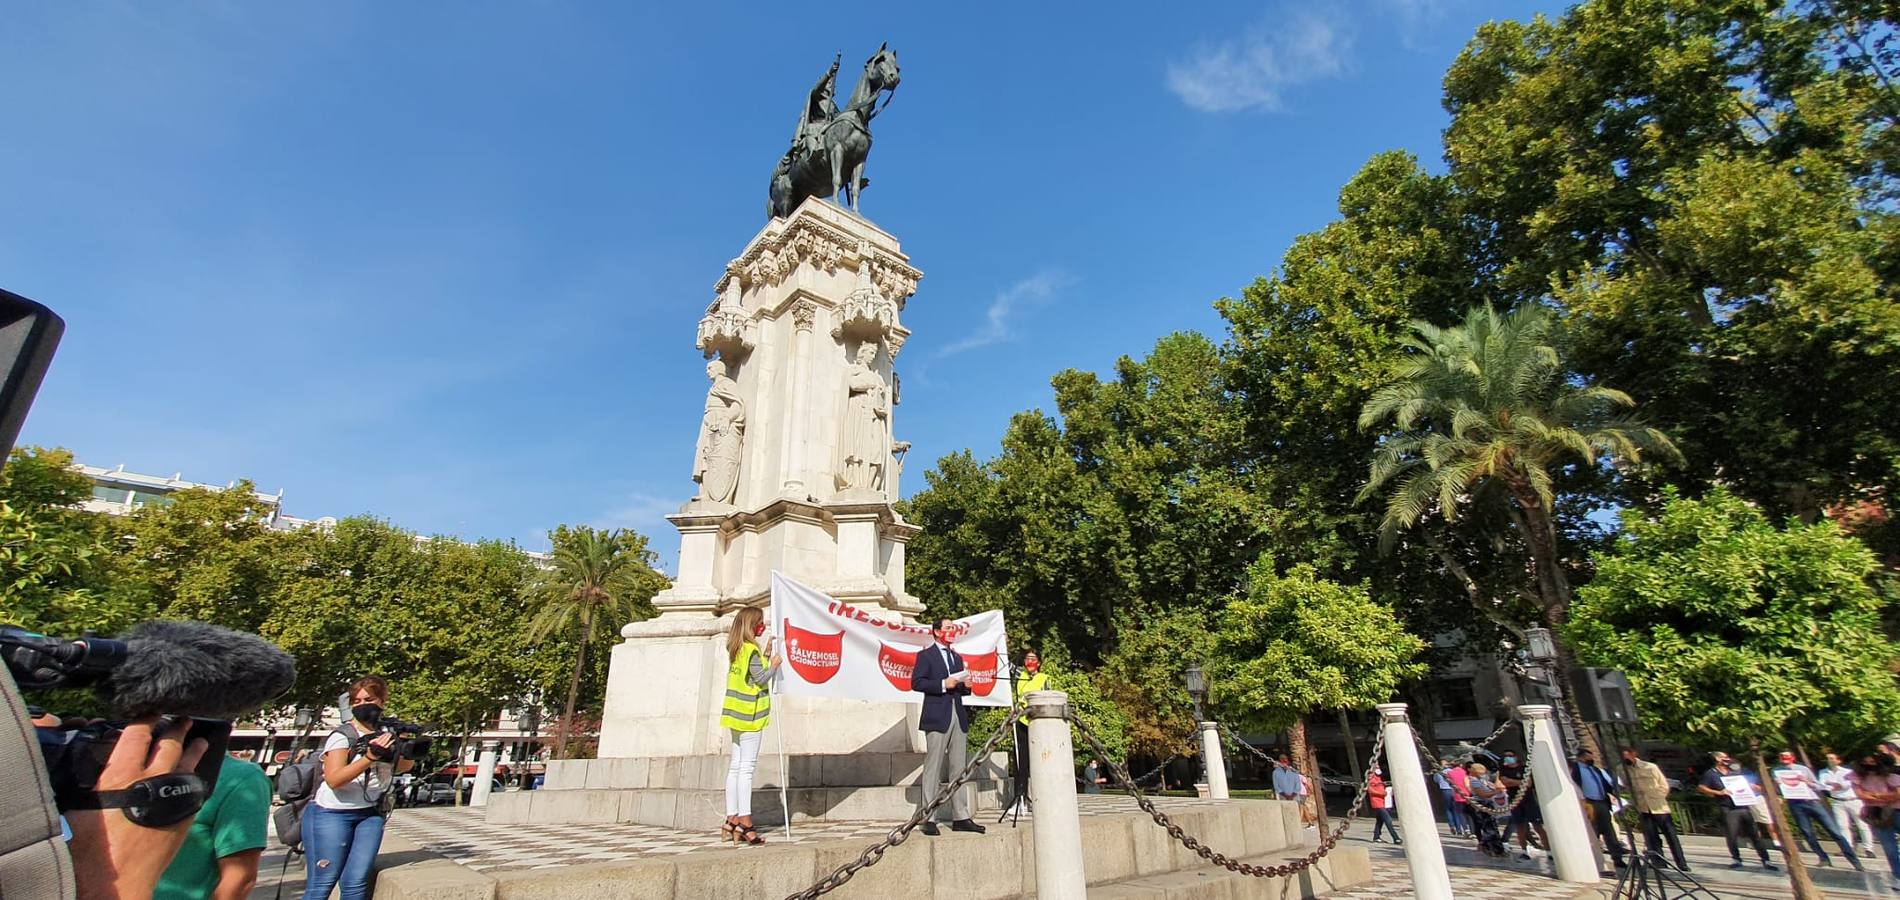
left=1128, top=733, right=1200, bottom=787
left=784, top=705, right=1026, bottom=900
left=1215, top=721, right=1359, bottom=789
left=1076, top=712, right=1385, bottom=879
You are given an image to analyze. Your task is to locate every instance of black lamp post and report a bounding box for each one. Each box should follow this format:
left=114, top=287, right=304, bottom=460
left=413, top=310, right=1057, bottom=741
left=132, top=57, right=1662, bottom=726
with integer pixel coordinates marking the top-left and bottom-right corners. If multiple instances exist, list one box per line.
left=1184, top=666, right=1209, bottom=788
left=518, top=706, right=541, bottom=789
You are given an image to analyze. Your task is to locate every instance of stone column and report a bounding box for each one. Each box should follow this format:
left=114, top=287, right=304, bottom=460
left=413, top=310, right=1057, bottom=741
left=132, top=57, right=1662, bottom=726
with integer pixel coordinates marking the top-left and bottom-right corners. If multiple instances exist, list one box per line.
left=1519, top=704, right=1599, bottom=884
left=1376, top=704, right=1454, bottom=900
left=471, top=745, right=500, bottom=808
left=1028, top=691, right=1087, bottom=899
left=1198, top=722, right=1229, bottom=800
left=780, top=301, right=816, bottom=498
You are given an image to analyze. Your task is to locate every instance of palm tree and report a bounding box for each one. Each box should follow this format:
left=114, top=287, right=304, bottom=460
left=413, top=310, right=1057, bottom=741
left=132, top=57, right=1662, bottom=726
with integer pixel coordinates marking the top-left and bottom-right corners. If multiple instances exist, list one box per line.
left=1357, top=304, right=1676, bottom=748
left=529, top=526, right=665, bottom=759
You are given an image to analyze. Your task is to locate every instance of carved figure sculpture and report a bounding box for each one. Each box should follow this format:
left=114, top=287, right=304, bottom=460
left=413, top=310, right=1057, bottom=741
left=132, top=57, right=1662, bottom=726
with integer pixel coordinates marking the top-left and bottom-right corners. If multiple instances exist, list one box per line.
left=836, top=342, right=889, bottom=494
left=693, top=358, right=745, bottom=504
left=769, top=45, right=901, bottom=218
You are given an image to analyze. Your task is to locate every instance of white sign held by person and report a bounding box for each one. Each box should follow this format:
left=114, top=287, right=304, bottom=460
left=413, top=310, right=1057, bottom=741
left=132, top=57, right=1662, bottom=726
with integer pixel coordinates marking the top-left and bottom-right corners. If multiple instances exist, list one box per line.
left=768, top=571, right=1011, bottom=707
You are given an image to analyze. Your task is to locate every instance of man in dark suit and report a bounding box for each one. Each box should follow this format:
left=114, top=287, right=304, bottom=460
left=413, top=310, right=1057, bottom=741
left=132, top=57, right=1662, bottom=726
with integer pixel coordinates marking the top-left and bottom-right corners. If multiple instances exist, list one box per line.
left=910, top=617, right=985, bottom=835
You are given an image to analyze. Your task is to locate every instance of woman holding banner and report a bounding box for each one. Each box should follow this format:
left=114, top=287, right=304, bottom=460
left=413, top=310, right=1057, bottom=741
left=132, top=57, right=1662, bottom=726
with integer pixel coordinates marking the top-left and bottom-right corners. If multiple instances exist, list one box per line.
left=721, top=607, right=780, bottom=845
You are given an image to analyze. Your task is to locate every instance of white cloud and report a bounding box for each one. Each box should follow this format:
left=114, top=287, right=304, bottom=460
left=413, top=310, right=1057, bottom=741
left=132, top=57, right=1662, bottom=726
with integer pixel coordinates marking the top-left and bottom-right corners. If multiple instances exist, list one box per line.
left=1166, top=11, right=1351, bottom=113
left=935, top=269, right=1074, bottom=359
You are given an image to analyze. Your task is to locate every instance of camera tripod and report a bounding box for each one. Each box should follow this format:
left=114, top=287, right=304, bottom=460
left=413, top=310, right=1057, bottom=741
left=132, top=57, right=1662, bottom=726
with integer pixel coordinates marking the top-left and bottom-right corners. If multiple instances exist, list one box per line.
left=1603, top=722, right=1723, bottom=900
left=997, top=664, right=1026, bottom=828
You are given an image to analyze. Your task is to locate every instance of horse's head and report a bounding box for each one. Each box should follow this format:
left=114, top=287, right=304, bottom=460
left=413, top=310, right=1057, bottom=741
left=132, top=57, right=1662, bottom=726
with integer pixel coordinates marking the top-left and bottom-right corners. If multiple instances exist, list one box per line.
left=866, top=43, right=900, bottom=93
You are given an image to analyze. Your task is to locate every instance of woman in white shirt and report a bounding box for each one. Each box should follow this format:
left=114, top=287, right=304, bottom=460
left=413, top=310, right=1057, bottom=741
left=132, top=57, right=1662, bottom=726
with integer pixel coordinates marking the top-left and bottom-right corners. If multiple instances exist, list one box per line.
left=301, top=676, right=414, bottom=900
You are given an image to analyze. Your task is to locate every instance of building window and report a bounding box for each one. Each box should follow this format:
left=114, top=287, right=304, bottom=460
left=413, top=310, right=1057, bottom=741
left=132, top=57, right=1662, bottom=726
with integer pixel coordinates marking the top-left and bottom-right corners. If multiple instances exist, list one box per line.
left=129, top=490, right=173, bottom=509
left=1437, top=678, right=1480, bottom=720
left=90, top=485, right=130, bottom=504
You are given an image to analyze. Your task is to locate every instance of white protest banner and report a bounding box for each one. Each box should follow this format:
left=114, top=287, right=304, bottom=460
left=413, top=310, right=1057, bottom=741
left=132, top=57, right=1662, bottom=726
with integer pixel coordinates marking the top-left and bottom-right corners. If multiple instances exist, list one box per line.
left=769, top=571, right=1011, bottom=708
left=1722, top=775, right=1763, bottom=807
left=1774, top=769, right=1818, bottom=801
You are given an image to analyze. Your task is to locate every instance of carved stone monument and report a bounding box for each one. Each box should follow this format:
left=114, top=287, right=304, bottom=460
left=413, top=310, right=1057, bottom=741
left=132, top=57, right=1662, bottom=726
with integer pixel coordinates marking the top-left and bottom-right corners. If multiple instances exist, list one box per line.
left=594, top=197, right=926, bottom=766
left=484, top=48, right=1003, bottom=829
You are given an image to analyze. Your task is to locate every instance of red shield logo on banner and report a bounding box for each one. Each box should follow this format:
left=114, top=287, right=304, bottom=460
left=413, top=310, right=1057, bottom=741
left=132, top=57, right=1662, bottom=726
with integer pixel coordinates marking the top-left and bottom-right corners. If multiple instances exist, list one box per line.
left=878, top=642, right=920, bottom=691
left=783, top=620, right=843, bottom=684
left=962, top=650, right=999, bottom=697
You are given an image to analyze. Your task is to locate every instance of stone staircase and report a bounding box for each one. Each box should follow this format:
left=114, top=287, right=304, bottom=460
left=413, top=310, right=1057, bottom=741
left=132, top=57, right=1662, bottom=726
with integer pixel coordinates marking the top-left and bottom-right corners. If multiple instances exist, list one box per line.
left=484, top=751, right=1009, bottom=829
left=380, top=798, right=1373, bottom=899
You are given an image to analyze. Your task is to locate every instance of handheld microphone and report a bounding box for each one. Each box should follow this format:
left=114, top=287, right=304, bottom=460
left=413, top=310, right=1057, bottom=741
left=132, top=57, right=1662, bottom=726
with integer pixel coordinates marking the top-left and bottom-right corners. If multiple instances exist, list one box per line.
left=102, top=620, right=297, bottom=719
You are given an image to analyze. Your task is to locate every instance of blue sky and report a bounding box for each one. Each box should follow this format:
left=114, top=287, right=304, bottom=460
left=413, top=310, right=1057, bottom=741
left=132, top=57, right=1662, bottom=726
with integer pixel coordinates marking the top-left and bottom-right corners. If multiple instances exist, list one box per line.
left=1, top=1, right=1557, bottom=571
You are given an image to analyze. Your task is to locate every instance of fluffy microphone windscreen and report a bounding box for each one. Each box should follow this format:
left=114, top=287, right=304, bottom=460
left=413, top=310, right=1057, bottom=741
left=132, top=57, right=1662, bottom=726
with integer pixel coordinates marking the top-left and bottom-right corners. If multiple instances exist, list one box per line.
left=104, top=620, right=297, bottom=719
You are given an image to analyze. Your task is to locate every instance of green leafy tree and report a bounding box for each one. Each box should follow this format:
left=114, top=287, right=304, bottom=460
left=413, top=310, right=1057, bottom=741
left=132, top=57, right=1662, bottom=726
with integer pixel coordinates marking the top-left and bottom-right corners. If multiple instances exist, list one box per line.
left=1569, top=487, right=1900, bottom=752
left=1442, top=0, right=1900, bottom=551
left=0, top=448, right=147, bottom=638
left=1568, top=486, right=1900, bottom=898
left=118, top=480, right=288, bottom=633
left=1209, top=560, right=1427, bottom=822
left=528, top=526, right=667, bottom=758
left=1357, top=304, right=1677, bottom=703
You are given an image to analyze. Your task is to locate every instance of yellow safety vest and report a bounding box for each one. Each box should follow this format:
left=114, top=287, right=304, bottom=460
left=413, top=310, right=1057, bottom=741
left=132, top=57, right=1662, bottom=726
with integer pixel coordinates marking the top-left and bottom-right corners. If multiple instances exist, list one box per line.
left=1014, top=670, right=1050, bottom=709
left=721, top=641, right=771, bottom=732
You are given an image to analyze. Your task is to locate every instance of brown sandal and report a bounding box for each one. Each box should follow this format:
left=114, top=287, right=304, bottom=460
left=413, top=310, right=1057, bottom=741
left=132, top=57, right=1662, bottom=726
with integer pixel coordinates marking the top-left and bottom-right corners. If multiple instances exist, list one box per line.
left=720, top=816, right=739, bottom=841
left=737, top=821, right=764, bottom=845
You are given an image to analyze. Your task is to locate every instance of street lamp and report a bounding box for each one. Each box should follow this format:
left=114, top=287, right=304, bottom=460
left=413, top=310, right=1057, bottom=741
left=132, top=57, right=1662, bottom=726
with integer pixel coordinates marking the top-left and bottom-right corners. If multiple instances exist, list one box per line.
left=1522, top=627, right=1557, bottom=663
left=1183, top=666, right=1207, bottom=721
left=1183, top=666, right=1210, bottom=790
left=518, top=706, right=541, bottom=789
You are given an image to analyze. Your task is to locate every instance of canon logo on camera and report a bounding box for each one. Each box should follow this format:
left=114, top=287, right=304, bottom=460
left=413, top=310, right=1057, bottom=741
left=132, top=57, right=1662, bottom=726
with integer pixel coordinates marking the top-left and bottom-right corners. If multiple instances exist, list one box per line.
left=156, top=783, right=202, bottom=800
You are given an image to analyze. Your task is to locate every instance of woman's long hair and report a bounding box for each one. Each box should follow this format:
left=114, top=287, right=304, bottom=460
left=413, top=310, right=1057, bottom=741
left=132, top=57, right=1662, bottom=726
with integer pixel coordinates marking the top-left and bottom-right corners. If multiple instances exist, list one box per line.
left=728, top=606, right=765, bottom=662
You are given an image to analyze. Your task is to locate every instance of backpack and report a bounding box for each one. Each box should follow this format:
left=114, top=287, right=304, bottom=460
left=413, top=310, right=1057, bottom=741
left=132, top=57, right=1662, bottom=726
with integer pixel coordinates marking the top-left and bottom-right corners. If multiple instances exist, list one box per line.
left=272, top=725, right=358, bottom=852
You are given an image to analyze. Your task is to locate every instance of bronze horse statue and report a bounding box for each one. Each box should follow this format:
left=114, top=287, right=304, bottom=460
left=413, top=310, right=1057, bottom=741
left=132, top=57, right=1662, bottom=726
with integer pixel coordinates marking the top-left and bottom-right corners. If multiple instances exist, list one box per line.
left=768, top=45, right=900, bottom=219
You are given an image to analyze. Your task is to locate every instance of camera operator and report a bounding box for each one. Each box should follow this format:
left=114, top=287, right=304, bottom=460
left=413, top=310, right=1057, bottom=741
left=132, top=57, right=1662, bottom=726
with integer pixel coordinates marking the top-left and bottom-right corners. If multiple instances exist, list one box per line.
left=65, top=716, right=211, bottom=900
left=302, top=677, right=413, bottom=900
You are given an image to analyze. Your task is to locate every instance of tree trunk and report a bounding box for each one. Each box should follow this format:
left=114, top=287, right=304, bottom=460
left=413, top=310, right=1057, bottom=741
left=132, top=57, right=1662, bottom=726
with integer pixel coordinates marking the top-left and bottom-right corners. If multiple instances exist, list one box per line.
left=1509, top=483, right=1603, bottom=760
left=1753, top=743, right=1821, bottom=900
left=555, top=606, right=594, bottom=760
left=1337, top=710, right=1363, bottom=783
left=1291, top=717, right=1325, bottom=830
left=452, top=711, right=472, bottom=808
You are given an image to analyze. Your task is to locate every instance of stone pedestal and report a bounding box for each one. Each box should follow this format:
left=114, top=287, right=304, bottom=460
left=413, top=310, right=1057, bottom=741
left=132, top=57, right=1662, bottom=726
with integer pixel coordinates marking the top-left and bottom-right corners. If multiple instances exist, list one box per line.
left=593, top=197, right=930, bottom=779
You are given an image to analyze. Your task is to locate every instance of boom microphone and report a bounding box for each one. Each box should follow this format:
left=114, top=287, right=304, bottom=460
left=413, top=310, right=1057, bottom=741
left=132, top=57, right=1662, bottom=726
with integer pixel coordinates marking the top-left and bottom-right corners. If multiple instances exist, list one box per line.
left=101, top=620, right=296, bottom=719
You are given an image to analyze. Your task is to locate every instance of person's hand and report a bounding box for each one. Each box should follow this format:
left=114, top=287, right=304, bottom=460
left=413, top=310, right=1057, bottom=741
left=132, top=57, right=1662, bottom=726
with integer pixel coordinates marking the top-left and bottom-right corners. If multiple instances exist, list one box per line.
left=67, top=717, right=210, bottom=900
left=770, top=651, right=783, bottom=668
left=366, top=732, right=397, bottom=761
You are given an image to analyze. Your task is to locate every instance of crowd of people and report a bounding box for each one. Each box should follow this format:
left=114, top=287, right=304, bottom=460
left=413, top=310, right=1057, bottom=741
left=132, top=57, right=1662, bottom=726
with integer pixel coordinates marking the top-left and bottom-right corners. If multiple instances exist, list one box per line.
left=1410, top=739, right=1900, bottom=890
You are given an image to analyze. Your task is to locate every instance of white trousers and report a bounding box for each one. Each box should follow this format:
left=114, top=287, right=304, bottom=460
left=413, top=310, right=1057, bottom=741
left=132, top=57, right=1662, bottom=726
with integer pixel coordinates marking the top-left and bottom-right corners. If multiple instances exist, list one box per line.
left=1834, top=796, right=1876, bottom=851
left=726, top=729, right=763, bottom=816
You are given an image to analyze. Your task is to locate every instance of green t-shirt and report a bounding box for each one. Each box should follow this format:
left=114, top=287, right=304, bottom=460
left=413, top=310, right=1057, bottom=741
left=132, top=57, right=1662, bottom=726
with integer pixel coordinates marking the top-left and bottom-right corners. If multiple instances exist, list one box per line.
left=154, top=755, right=272, bottom=900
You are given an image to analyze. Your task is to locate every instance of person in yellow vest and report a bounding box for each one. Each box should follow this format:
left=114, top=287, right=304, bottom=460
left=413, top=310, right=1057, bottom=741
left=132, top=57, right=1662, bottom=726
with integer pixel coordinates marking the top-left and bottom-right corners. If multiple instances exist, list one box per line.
left=720, top=606, right=780, bottom=844
left=1007, top=649, right=1051, bottom=813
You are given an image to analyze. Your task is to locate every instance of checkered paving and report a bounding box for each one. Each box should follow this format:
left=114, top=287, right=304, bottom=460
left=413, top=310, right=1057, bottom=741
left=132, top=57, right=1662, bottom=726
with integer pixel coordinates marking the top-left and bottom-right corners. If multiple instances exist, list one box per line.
left=1330, top=863, right=1590, bottom=899
left=387, top=807, right=895, bottom=872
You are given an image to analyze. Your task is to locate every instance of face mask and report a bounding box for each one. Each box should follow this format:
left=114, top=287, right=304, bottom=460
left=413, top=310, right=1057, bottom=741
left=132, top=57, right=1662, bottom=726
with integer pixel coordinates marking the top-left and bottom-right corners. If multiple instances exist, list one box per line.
left=1503, top=757, right=1517, bottom=765
left=352, top=703, right=384, bottom=727
left=753, top=623, right=767, bottom=638
left=1025, top=660, right=1039, bottom=672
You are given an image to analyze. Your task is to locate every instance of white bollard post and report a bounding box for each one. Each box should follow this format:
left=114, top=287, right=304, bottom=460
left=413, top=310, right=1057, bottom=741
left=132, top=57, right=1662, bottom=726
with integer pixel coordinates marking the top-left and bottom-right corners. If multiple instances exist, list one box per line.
left=1199, top=722, right=1230, bottom=801
left=1027, top=690, right=1087, bottom=900
left=470, top=746, right=499, bottom=808
left=1375, top=704, right=1454, bottom=900
left=1519, top=704, right=1599, bottom=884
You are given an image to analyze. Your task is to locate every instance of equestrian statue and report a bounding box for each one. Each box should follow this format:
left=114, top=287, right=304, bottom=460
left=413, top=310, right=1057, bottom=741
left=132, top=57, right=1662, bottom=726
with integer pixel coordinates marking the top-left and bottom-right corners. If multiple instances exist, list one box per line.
left=768, top=44, right=901, bottom=219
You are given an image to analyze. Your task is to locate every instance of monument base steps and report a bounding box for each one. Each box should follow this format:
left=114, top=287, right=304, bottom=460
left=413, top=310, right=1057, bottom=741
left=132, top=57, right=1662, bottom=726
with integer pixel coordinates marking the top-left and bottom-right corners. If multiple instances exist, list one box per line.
left=484, top=781, right=1006, bottom=829
left=489, top=750, right=1011, bottom=827
left=378, top=800, right=1373, bottom=900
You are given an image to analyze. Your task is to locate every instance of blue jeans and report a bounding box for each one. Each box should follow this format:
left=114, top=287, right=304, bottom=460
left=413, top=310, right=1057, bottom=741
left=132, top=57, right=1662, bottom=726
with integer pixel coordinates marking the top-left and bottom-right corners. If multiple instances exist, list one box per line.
left=1440, top=788, right=1467, bottom=833
left=302, top=804, right=386, bottom=900
left=1787, top=798, right=1855, bottom=862
left=1877, top=823, right=1900, bottom=879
